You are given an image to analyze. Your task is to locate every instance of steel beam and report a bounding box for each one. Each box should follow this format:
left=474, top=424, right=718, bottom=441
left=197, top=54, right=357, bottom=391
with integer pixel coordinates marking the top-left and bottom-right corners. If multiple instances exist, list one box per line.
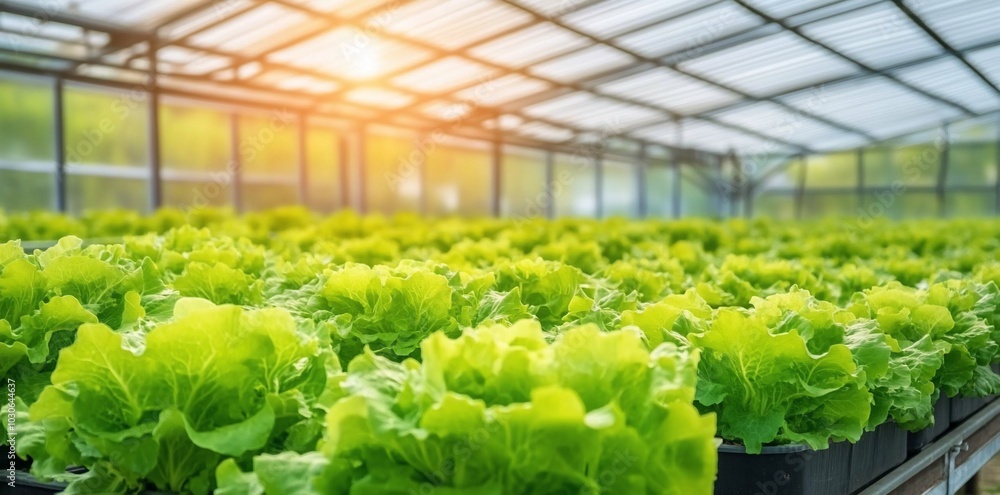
left=53, top=78, right=66, bottom=212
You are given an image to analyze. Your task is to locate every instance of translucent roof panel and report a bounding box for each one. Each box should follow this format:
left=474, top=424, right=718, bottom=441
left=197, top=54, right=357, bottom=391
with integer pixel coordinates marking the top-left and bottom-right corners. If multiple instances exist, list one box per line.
left=452, top=74, right=552, bottom=106
left=560, top=0, right=716, bottom=38
left=285, top=0, right=388, bottom=16
left=631, top=122, right=679, bottom=146
left=709, top=101, right=868, bottom=150
left=780, top=77, right=964, bottom=140
left=392, top=57, right=499, bottom=93
left=468, top=22, right=593, bottom=69
left=160, top=1, right=256, bottom=40
left=801, top=2, right=944, bottom=69
left=595, top=68, right=743, bottom=115
left=676, top=119, right=797, bottom=154
left=187, top=4, right=315, bottom=56
left=968, top=45, right=1000, bottom=89
left=614, top=3, right=764, bottom=59
left=522, top=92, right=664, bottom=131
left=892, top=58, right=1000, bottom=114
left=530, top=44, right=637, bottom=83
left=384, top=0, right=534, bottom=50
left=514, top=121, right=575, bottom=142
left=343, top=88, right=415, bottom=109
left=908, top=0, right=1000, bottom=50
left=57, top=0, right=206, bottom=30
left=678, top=31, right=859, bottom=96
left=746, top=0, right=841, bottom=20
left=267, top=29, right=434, bottom=81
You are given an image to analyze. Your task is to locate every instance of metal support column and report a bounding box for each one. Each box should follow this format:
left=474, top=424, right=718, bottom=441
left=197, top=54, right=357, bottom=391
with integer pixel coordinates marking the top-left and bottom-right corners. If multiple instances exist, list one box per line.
left=491, top=124, right=502, bottom=217
left=795, top=155, right=807, bottom=220
left=544, top=150, right=555, bottom=219
left=938, top=123, right=950, bottom=217
left=996, top=115, right=1000, bottom=215
left=857, top=148, right=865, bottom=213
left=595, top=155, right=604, bottom=218
left=147, top=43, right=162, bottom=210
left=229, top=113, right=243, bottom=212
left=637, top=144, right=648, bottom=218
left=357, top=126, right=367, bottom=214
left=338, top=132, right=349, bottom=210
left=53, top=78, right=66, bottom=212
left=671, top=151, right=682, bottom=219
left=297, top=114, right=308, bottom=206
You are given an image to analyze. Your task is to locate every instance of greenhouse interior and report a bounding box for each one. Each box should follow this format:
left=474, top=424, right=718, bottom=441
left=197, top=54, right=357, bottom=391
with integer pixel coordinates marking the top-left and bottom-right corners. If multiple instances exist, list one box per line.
left=3, top=0, right=1000, bottom=494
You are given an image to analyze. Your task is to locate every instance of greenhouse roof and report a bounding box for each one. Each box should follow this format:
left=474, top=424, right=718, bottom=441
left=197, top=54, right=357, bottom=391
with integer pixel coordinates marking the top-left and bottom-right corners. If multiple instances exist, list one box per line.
left=1, top=0, right=999, bottom=156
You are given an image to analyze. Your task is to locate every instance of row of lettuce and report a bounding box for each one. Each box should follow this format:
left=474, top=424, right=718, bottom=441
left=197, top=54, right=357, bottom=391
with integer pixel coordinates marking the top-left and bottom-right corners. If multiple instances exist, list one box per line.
left=1, top=213, right=1000, bottom=494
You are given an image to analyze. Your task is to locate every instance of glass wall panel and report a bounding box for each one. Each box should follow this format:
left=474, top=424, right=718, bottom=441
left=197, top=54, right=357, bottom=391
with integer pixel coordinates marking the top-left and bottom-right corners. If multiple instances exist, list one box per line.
left=160, top=102, right=232, bottom=209
left=863, top=131, right=942, bottom=188
left=602, top=159, right=637, bottom=218
left=802, top=193, right=858, bottom=219
left=805, top=151, right=857, bottom=189
left=949, top=118, right=998, bottom=187
left=501, top=145, right=547, bottom=218
left=646, top=165, right=674, bottom=217
left=0, top=75, right=55, bottom=211
left=946, top=192, right=996, bottom=218
left=0, top=170, right=54, bottom=211
left=365, top=131, right=420, bottom=214
left=754, top=193, right=796, bottom=220
left=64, top=84, right=150, bottom=213
left=680, top=167, right=716, bottom=217
left=239, top=112, right=299, bottom=211
left=425, top=140, right=491, bottom=217
left=306, top=126, right=341, bottom=212
left=553, top=153, right=597, bottom=217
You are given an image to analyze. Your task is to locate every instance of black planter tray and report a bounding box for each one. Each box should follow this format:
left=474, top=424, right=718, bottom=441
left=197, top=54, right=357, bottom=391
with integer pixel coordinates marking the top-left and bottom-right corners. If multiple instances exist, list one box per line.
left=715, top=441, right=851, bottom=495
left=950, top=395, right=995, bottom=425
left=907, top=398, right=951, bottom=455
left=8, top=471, right=171, bottom=495
left=848, top=422, right=907, bottom=493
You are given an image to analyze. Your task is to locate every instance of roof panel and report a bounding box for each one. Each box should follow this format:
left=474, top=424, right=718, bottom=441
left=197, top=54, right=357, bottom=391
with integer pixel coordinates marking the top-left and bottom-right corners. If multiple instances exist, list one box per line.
left=530, top=44, right=636, bottom=83
left=453, top=73, right=552, bottom=105
left=907, top=0, right=1000, bottom=50
left=160, top=1, right=257, bottom=40
left=384, top=0, right=534, bottom=50
left=678, top=31, right=859, bottom=96
left=744, top=0, right=840, bottom=19
left=677, top=118, right=796, bottom=154
left=561, top=0, right=715, bottom=38
left=514, top=121, right=575, bottom=142
left=268, top=28, right=434, bottom=80
left=595, top=67, right=743, bottom=115
left=968, top=44, right=1000, bottom=89
left=188, top=4, right=314, bottom=56
left=709, top=101, right=865, bottom=149
left=468, top=22, right=592, bottom=68
left=780, top=77, right=963, bottom=140
left=893, top=57, right=1000, bottom=114
left=343, top=87, right=415, bottom=108
left=391, top=56, right=499, bottom=93
left=523, top=92, right=663, bottom=130
left=285, top=0, right=388, bottom=16
left=801, top=2, right=944, bottom=69
left=614, top=3, right=764, bottom=58
left=64, top=0, right=205, bottom=30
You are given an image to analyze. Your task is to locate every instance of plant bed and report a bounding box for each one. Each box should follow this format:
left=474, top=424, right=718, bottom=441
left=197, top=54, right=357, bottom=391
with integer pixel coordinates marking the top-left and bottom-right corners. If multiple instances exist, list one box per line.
left=907, top=398, right=952, bottom=455
left=715, top=441, right=851, bottom=495
left=950, top=395, right=995, bottom=425
left=849, top=422, right=907, bottom=493
left=12, top=455, right=32, bottom=472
